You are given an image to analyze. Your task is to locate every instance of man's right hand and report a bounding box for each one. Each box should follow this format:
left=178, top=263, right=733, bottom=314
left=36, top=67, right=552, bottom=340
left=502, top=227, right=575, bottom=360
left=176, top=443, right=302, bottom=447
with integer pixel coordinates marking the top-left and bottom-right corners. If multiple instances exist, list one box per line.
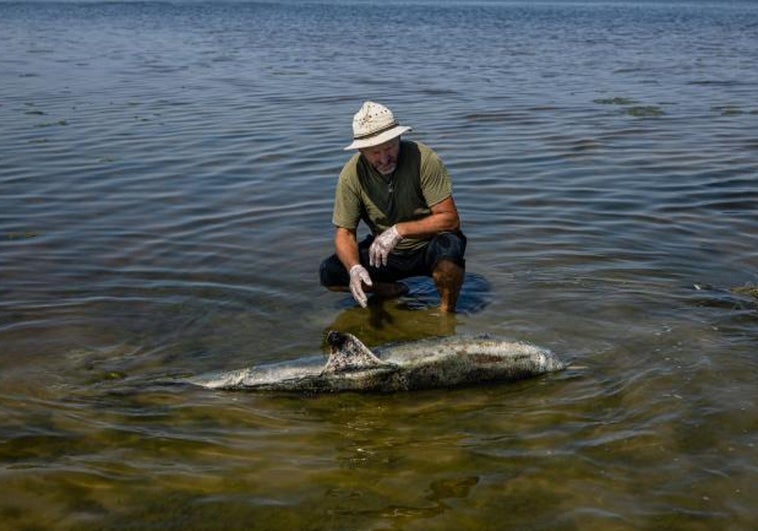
left=349, top=265, right=373, bottom=308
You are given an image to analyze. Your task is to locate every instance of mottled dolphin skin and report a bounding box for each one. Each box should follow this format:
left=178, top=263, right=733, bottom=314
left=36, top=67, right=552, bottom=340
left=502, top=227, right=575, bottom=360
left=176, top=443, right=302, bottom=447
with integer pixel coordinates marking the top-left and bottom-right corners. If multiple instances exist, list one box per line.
left=189, top=331, right=565, bottom=393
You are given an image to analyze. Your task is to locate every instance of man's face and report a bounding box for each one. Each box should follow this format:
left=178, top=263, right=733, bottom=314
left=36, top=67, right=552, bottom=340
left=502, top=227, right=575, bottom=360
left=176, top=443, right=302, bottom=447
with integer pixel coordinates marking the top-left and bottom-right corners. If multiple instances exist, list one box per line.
left=360, top=138, right=400, bottom=176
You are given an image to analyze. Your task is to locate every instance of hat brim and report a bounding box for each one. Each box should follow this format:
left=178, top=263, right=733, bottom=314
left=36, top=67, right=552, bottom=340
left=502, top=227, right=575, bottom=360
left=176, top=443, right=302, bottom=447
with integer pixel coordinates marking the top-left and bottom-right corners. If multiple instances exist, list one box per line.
left=343, top=125, right=412, bottom=150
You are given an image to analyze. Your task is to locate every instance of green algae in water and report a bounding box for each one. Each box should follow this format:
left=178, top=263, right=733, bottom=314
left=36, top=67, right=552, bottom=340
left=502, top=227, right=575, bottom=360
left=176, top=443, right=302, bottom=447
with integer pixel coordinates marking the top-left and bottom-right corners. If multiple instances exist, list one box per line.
left=731, top=286, right=758, bottom=298
left=593, top=97, right=638, bottom=105
left=626, top=105, right=665, bottom=117
left=84, top=371, right=128, bottom=384
left=34, top=120, right=69, bottom=128
left=712, top=105, right=744, bottom=116
left=592, top=98, right=665, bottom=117
left=6, top=231, right=39, bottom=240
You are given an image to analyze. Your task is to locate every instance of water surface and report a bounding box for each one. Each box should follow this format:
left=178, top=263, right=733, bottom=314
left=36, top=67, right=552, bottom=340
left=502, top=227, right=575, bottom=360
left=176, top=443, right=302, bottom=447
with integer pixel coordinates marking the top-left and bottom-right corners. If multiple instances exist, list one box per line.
left=1, top=1, right=757, bottom=529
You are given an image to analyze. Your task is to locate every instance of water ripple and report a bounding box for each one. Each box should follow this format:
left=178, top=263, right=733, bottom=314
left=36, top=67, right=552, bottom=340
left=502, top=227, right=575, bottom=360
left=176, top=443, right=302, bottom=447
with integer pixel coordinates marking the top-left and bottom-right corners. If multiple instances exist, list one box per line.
left=1, top=1, right=757, bottom=528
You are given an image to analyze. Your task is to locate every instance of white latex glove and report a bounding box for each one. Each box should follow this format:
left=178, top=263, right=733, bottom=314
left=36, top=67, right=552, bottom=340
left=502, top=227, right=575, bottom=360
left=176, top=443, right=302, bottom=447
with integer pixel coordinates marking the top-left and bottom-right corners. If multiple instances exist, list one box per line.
left=349, top=264, right=373, bottom=308
left=369, top=225, right=402, bottom=268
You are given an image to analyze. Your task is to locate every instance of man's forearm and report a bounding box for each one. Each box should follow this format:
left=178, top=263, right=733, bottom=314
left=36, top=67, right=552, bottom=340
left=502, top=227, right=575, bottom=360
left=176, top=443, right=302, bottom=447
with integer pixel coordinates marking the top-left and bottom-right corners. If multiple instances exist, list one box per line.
left=335, top=228, right=361, bottom=270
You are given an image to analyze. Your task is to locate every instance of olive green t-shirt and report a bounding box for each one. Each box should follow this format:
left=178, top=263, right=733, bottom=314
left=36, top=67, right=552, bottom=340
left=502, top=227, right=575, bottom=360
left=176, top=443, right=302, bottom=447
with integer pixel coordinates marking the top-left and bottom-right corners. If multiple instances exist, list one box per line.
left=332, top=140, right=453, bottom=254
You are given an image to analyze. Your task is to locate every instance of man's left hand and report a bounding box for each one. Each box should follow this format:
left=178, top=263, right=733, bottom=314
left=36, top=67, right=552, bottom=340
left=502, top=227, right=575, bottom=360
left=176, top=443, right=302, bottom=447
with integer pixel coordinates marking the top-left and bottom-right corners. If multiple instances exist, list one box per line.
left=369, top=225, right=402, bottom=267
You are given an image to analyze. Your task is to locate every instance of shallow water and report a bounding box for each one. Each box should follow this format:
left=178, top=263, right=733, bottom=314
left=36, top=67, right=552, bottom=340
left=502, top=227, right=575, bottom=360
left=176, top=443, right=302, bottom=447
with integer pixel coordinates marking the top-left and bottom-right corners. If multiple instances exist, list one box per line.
left=1, top=0, right=757, bottom=529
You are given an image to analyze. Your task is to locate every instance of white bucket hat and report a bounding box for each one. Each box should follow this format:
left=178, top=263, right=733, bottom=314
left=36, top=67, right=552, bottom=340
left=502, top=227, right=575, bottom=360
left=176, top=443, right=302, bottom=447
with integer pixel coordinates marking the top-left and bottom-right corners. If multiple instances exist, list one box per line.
left=344, top=101, right=412, bottom=150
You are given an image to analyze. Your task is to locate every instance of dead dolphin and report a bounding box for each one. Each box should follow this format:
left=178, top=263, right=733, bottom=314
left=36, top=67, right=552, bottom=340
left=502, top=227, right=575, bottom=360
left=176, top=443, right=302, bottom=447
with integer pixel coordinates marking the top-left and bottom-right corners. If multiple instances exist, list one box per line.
left=187, top=331, right=566, bottom=393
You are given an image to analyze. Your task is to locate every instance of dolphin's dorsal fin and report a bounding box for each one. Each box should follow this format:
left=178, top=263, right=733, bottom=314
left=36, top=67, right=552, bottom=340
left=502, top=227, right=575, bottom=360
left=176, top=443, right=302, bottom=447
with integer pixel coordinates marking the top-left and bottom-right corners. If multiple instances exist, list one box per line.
left=324, top=331, right=388, bottom=373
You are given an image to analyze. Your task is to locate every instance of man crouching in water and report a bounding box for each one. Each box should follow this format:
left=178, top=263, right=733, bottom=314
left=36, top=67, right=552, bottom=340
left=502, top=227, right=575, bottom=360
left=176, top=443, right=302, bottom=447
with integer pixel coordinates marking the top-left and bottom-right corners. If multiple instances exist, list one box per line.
left=319, top=101, right=466, bottom=313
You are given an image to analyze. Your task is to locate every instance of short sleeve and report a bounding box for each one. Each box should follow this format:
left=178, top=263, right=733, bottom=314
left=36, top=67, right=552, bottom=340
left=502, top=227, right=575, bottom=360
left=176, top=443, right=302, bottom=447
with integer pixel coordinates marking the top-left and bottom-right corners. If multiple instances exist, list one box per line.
left=332, top=156, right=362, bottom=229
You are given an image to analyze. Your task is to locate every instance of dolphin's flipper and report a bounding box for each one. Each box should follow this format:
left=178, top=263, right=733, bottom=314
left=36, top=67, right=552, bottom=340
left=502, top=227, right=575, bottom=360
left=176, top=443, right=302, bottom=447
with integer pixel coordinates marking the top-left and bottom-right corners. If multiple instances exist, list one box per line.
left=324, top=331, right=393, bottom=373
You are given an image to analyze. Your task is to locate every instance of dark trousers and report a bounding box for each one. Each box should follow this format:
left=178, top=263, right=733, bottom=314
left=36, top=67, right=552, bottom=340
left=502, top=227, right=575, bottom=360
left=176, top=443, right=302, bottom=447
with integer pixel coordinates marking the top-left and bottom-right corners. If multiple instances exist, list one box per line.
left=319, top=231, right=466, bottom=287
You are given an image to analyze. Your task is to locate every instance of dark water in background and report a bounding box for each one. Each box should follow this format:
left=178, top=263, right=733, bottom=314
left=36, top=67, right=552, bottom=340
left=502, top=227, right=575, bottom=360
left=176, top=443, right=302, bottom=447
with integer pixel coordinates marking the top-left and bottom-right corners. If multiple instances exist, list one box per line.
left=1, top=0, right=757, bottom=528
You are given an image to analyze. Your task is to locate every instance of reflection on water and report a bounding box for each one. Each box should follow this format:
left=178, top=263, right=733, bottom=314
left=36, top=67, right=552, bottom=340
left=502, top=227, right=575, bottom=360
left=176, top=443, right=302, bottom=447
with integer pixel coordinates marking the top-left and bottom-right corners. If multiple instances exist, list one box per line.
left=325, top=273, right=492, bottom=344
left=326, top=303, right=461, bottom=345
left=1, top=0, right=757, bottom=529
